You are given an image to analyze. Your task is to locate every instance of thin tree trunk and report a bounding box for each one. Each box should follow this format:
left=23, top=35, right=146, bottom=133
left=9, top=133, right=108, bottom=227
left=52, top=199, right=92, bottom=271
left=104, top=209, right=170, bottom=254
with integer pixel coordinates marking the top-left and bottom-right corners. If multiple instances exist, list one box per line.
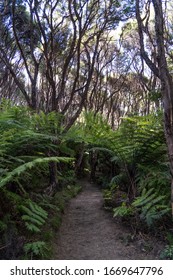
left=89, top=150, right=98, bottom=182
left=152, top=0, right=173, bottom=216
left=136, top=0, right=173, bottom=216
left=75, top=142, right=85, bottom=177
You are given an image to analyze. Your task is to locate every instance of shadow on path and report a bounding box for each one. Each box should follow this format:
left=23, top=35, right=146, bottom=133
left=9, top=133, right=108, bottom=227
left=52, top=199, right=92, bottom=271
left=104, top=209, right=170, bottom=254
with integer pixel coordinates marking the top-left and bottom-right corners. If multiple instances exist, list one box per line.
left=54, top=180, right=164, bottom=259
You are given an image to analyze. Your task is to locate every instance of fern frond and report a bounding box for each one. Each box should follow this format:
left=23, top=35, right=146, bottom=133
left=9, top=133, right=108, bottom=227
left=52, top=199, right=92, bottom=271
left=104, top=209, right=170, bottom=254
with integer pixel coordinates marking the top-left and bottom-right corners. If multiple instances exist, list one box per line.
left=20, top=201, right=48, bottom=233
left=24, top=241, right=49, bottom=258
left=145, top=208, right=170, bottom=227
left=22, top=215, right=45, bottom=226
left=28, top=201, right=48, bottom=219
left=132, top=187, right=170, bottom=227
left=22, top=215, right=44, bottom=226
left=25, top=222, right=41, bottom=233
left=132, top=192, right=156, bottom=207
left=19, top=205, right=34, bottom=217
left=0, top=156, right=74, bottom=188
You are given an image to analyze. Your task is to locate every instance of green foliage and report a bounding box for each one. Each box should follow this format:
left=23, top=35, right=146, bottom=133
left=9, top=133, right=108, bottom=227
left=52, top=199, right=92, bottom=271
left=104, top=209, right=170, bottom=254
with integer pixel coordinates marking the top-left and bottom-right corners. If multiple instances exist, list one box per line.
left=58, top=169, right=77, bottom=187
left=160, top=234, right=173, bottom=259
left=113, top=115, right=165, bottom=176
left=0, top=104, right=171, bottom=258
left=0, top=104, right=81, bottom=259
left=136, top=162, right=170, bottom=196
left=35, top=193, right=60, bottom=212
left=160, top=245, right=173, bottom=260
left=113, top=202, right=134, bottom=217
left=110, top=173, right=127, bottom=186
left=24, top=241, right=49, bottom=259
left=0, top=105, right=75, bottom=192
left=132, top=188, right=170, bottom=227
left=73, top=111, right=112, bottom=147
left=78, top=112, right=171, bottom=230
left=32, top=110, right=63, bottom=135
left=148, top=90, right=162, bottom=102
left=20, top=200, right=48, bottom=233
left=103, top=184, right=118, bottom=201
left=50, top=215, right=62, bottom=230
left=0, top=156, right=73, bottom=189
left=54, top=184, right=82, bottom=212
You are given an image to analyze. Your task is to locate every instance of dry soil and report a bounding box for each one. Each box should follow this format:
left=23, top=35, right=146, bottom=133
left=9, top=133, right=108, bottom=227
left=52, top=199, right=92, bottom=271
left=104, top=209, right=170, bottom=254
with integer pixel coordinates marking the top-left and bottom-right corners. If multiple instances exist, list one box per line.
left=54, top=181, right=165, bottom=259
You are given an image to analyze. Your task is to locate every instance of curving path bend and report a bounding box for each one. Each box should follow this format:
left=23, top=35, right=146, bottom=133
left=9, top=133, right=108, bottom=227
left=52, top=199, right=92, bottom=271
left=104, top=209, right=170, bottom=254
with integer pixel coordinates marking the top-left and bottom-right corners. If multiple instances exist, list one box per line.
left=54, top=181, right=164, bottom=260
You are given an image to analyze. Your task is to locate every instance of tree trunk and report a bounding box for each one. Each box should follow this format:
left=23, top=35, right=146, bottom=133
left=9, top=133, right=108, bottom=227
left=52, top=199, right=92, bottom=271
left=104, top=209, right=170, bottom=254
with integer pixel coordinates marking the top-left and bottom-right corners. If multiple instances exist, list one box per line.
left=75, top=142, right=85, bottom=177
left=49, top=161, right=58, bottom=187
left=163, top=97, right=173, bottom=216
left=152, top=0, right=173, bottom=216
left=136, top=0, right=173, bottom=216
left=89, top=150, right=98, bottom=182
left=43, top=161, right=58, bottom=196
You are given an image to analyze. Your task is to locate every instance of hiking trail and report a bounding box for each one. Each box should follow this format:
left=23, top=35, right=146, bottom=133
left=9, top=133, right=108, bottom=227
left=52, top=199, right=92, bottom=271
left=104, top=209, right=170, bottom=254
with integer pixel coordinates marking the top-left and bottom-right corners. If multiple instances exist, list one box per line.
left=54, top=180, right=164, bottom=259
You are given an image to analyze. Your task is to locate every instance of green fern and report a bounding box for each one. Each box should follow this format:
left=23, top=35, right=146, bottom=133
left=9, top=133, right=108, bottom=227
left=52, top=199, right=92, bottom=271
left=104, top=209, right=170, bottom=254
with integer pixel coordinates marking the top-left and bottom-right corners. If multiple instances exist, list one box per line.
left=22, top=215, right=45, bottom=226
left=0, top=156, right=73, bottom=188
left=132, top=188, right=157, bottom=207
left=24, top=241, right=49, bottom=259
left=160, top=245, right=173, bottom=260
left=34, top=193, right=60, bottom=212
left=19, top=201, right=48, bottom=233
left=160, top=233, right=173, bottom=259
left=132, top=188, right=170, bottom=227
left=113, top=202, right=134, bottom=217
left=24, top=222, right=41, bottom=233
left=28, top=201, right=48, bottom=219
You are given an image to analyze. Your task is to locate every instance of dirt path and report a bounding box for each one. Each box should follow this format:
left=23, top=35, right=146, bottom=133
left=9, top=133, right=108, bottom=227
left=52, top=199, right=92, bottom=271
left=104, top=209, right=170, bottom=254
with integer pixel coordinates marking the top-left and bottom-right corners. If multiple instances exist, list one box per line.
left=54, top=181, right=165, bottom=259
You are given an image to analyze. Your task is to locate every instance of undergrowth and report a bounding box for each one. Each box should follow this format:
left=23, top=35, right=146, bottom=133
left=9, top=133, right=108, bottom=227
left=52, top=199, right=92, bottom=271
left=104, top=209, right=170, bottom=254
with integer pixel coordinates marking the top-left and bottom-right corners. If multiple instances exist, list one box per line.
left=0, top=104, right=172, bottom=259
left=79, top=112, right=171, bottom=238
left=0, top=102, right=82, bottom=259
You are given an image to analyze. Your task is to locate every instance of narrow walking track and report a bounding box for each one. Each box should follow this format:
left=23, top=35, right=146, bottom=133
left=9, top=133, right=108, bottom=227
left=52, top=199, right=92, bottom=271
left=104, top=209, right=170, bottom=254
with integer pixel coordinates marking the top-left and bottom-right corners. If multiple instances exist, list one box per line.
left=54, top=181, right=164, bottom=259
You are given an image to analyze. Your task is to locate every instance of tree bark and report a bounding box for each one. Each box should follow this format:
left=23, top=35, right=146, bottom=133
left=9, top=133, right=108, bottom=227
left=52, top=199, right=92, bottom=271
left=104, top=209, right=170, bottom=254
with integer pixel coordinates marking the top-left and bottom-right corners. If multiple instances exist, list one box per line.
left=89, top=150, right=98, bottom=182
left=152, top=0, right=173, bottom=216
left=136, top=0, right=173, bottom=216
left=75, top=142, right=85, bottom=177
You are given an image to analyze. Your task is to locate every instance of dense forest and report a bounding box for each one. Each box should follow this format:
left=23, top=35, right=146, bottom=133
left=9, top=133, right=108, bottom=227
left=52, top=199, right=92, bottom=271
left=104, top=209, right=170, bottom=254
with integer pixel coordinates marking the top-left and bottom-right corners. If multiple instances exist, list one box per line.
left=0, top=0, right=173, bottom=259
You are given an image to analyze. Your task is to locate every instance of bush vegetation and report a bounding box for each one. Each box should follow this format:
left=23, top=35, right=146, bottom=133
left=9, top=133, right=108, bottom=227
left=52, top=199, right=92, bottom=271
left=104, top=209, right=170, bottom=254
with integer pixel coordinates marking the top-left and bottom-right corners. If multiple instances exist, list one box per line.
left=0, top=101, right=81, bottom=259
left=0, top=103, right=172, bottom=259
left=73, top=111, right=172, bottom=238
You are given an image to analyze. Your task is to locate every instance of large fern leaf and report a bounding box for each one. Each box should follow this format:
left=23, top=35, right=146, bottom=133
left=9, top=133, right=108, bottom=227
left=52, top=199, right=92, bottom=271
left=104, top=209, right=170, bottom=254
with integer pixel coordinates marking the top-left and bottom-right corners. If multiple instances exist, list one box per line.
left=0, top=156, right=74, bottom=188
left=20, top=200, right=48, bottom=233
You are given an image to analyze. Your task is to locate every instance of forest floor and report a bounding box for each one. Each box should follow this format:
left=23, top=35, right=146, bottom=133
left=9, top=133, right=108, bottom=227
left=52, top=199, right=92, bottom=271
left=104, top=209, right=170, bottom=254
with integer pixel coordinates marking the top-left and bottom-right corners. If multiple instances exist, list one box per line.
left=53, top=180, right=165, bottom=259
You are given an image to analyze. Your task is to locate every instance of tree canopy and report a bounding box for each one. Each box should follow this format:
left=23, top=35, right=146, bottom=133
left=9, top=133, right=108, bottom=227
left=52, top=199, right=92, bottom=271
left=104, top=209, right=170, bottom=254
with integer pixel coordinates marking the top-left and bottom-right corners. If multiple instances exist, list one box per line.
left=0, top=0, right=173, bottom=260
